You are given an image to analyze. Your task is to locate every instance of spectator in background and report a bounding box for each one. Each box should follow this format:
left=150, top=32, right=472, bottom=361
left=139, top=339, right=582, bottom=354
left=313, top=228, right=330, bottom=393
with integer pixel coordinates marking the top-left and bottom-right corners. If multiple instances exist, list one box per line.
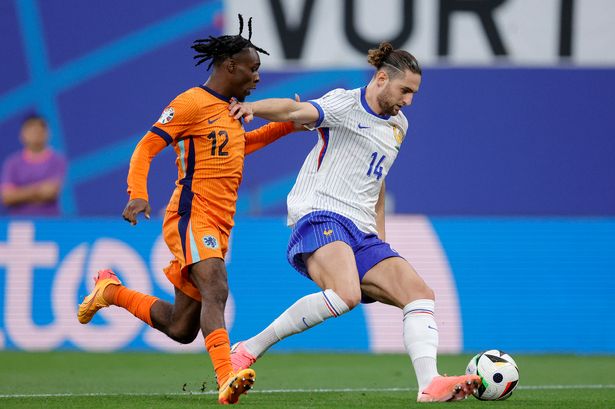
left=1, top=114, right=66, bottom=216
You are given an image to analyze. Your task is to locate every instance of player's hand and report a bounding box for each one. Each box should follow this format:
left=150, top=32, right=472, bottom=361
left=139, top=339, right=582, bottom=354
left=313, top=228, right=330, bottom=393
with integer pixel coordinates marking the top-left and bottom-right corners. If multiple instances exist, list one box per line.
left=122, top=198, right=151, bottom=225
left=229, top=99, right=254, bottom=123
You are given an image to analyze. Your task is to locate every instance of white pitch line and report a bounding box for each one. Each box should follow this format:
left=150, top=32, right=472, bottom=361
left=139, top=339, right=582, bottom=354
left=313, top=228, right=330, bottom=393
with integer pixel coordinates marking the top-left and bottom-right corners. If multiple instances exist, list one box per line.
left=0, top=384, right=614, bottom=399
left=519, top=384, right=615, bottom=390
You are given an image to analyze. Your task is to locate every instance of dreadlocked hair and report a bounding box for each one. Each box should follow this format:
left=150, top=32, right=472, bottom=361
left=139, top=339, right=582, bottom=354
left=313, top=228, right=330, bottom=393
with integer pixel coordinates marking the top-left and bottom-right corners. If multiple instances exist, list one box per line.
left=192, top=14, right=269, bottom=70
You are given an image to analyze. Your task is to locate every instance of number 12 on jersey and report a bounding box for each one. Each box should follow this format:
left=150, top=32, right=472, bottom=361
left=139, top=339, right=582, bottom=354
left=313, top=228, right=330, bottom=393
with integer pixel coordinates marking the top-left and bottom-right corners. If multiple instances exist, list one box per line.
left=207, top=130, right=229, bottom=156
left=367, top=152, right=386, bottom=180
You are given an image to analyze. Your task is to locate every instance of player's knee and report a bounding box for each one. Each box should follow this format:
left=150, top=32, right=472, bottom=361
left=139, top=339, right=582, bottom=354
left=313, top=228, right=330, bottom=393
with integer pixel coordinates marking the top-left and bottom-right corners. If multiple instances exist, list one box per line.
left=191, top=259, right=229, bottom=304
left=205, top=276, right=229, bottom=304
left=167, top=325, right=199, bottom=344
left=414, top=280, right=435, bottom=301
left=334, top=287, right=361, bottom=310
left=397, top=278, right=435, bottom=306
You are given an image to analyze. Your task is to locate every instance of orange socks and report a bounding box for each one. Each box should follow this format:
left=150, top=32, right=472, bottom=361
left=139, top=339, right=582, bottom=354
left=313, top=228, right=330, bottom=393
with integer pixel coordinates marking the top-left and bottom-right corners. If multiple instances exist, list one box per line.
left=205, top=328, right=234, bottom=386
left=104, top=285, right=157, bottom=327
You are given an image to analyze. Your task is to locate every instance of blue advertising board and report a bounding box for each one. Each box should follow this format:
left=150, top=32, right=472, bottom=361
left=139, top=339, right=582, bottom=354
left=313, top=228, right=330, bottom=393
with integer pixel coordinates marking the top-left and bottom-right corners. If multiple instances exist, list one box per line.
left=0, top=217, right=613, bottom=353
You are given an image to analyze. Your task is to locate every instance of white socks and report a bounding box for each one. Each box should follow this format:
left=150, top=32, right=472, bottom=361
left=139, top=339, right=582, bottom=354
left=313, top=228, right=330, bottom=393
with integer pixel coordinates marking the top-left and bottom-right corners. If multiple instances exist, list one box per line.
left=244, top=289, right=350, bottom=357
left=243, top=293, right=439, bottom=393
left=403, top=299, right=440, bottom=392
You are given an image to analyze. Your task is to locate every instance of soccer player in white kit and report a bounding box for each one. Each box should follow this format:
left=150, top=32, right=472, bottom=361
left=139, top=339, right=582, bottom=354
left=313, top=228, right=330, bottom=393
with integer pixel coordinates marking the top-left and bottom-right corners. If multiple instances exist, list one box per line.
left=228, top=42, right=480, bottom=402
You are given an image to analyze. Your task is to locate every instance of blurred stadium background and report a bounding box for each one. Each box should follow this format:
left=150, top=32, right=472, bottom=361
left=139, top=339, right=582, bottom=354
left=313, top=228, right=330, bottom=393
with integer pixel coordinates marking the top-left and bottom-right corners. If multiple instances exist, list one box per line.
left=1, top=0, right=614, bottom=371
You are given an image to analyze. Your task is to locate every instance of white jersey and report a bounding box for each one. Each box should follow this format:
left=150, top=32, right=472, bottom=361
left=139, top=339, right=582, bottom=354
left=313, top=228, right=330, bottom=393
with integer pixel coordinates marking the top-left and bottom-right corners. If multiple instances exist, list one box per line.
left=287, top=87, right=408, bottom=234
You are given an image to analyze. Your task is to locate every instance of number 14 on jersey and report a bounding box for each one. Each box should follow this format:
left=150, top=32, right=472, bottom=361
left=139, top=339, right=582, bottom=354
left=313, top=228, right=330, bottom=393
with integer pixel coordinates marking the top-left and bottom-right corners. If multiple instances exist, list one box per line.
left=367, top=152, right=386, bottom=180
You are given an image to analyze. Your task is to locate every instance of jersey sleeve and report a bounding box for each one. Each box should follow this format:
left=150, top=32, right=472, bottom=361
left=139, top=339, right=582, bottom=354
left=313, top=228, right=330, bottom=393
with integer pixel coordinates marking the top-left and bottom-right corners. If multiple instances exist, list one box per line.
left=245, top=121, right=295, bottom=155
left=149, top=91, right=200, bottom=144
left=126, top=132, right=168, bottom=201
left=308, top=88, right=355, bottom=129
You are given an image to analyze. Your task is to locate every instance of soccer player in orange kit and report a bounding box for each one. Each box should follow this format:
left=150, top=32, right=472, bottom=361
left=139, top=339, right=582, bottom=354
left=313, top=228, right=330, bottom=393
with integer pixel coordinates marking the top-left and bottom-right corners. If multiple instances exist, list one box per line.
left=77, top=16, right=294, bottom=405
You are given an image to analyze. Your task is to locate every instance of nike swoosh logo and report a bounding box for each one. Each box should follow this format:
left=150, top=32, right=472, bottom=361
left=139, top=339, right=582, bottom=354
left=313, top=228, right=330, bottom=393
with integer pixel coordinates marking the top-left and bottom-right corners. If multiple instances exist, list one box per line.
left=302, top=317, right=309, bottom=327
left=208, top=117, right=220, bottom=124
left=78, top=288, right=100, bottom=320
left=358, top=124, right=370, bottom=129
left=428, top=325, right=439, bottom=331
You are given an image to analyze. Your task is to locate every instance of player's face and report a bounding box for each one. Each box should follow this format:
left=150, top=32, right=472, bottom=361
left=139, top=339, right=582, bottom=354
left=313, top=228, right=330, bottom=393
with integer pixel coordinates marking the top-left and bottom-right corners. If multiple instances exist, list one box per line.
left=231, top=48, right=261, bottom=102
left=20, top=120, right=48, bottom=153
left=377, top=70, right=421, bottom=116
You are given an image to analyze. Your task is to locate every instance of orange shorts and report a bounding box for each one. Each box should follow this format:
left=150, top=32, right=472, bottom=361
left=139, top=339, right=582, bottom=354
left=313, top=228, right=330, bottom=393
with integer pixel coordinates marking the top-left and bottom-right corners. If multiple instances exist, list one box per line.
left=162, top=209, right=229, bottom=301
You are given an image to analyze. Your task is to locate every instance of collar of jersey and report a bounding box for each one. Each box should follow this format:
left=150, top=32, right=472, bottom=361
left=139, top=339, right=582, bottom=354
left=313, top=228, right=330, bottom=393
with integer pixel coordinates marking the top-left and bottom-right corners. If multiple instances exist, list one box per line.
left=360, top=87, right=390, bottom=120
left=199, top=85, right=231, bottom=102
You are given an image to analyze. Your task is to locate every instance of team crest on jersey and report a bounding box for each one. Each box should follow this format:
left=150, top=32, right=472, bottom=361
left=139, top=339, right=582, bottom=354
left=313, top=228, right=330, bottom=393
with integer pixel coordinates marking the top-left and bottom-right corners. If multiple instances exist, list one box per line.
left=392, top=125, right=404, bottom=146
left=323, top=229, right=333, bottom=236
left=158, top=107, right=175, bottom=124
left=202, top=235, right=219, bottom=249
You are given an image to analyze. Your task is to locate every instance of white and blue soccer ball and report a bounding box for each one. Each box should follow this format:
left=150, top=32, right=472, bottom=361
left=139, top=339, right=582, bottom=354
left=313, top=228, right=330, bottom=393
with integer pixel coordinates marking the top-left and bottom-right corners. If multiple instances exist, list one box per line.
left=466, top=349, right=519, bottom=400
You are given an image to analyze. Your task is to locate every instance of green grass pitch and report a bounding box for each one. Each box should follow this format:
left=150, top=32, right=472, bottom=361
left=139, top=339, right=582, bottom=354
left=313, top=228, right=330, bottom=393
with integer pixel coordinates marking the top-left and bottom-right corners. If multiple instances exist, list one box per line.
left=1, top=352, right=613, bottom=408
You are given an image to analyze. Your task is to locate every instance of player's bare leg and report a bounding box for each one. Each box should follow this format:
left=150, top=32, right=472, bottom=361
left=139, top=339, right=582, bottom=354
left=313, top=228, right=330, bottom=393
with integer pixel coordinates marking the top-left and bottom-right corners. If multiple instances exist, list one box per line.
left=231, top=241, right=356, bottom=371
left=78, top=269, right=202, bottom=344
left=148, top=287, right=201, bottom=343
left=361, top=257, right=479, bottom=402
left=190, top=258, right=254, bottom=404
left=306, top=241, right=363, bottom=309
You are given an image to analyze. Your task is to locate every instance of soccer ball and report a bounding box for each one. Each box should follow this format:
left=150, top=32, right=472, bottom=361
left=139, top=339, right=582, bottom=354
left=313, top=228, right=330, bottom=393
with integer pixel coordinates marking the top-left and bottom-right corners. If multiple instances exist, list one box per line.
left=466, top=349, right=519, bottom=400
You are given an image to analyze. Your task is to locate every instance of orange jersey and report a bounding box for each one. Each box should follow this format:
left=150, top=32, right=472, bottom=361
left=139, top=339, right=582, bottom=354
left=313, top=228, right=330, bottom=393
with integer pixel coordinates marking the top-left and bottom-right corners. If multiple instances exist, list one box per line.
left=126, top=86, right=293, bottom=300
left=127, top=85, right=294, bottom=235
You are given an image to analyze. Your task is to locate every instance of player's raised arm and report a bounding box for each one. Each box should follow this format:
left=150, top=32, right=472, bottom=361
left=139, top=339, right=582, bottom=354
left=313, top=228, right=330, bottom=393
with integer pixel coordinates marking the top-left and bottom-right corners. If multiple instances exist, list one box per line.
left=229, top=98, right=320, bottom=127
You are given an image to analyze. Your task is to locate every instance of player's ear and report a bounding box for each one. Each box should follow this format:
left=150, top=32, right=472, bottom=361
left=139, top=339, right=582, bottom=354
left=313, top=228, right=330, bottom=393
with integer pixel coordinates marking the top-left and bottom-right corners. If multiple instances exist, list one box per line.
left=376, top=69, right=389, bottom=86
left=226, top=58, right=236, bottom=73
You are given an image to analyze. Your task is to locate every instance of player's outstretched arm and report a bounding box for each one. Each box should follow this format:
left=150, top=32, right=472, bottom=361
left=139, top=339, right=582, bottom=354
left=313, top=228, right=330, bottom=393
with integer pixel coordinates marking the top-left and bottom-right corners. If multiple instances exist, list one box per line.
left=124, top=133, right=166, bottom=225
left=244, top=94, right=307, bottom=155
left=229, top=98, right=320, bottom=126
left=245, top=122, right=296, bottom=155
